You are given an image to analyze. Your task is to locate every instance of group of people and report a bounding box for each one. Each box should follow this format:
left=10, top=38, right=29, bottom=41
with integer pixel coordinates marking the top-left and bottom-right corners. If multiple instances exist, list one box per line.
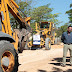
left=61, top=26, right=72, bottom=67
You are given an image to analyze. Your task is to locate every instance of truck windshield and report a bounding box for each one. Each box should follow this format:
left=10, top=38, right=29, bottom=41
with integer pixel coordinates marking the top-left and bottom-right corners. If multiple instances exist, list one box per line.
left=40, top=23, right=50, bottom=28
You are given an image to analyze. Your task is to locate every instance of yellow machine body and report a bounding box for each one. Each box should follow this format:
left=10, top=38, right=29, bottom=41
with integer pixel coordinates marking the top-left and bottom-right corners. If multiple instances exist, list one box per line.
left=0, top=0, right=31, bottom=51
left=27, top=21, right=56, bottom=48
left=38, top=22, right=56, bottom=45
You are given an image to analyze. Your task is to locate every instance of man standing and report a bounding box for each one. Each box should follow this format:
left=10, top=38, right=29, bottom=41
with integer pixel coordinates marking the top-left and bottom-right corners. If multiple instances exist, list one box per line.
left=61, top=26, right=72, bottom=67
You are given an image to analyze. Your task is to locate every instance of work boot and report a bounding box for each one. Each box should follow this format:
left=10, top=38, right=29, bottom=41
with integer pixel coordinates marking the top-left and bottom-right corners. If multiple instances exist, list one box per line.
left=70, top=64, right=72, bottom=66
left=61, top=63, right=66, bottom=67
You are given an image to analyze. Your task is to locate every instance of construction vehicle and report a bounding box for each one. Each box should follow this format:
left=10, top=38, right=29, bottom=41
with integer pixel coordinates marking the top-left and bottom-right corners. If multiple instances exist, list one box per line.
left=27, top=21, right=56, bottom=50
left=0, top=0, right=32, bottom=72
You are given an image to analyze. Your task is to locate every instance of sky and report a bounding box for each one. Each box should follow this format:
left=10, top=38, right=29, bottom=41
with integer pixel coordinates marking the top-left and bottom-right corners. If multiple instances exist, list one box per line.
left=31, top=0, right=72, bottom=27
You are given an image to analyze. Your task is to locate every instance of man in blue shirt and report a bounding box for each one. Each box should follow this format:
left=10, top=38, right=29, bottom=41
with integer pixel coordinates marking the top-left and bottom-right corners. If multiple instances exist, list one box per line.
left=61, top=26, right=72, bottom=67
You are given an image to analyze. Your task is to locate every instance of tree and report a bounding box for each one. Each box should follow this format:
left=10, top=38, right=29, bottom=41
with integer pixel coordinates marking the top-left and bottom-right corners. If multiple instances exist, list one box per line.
left=30, top=4, right=52, bottom=22
left=10, top=0, right=60, bottom=30
left=29, top=4, right=60, bottom=29
left=66, top=3, right=72, bottom=23
left=56, top=24, right=68, bottom=37
left=30, top=4, right=59, bottom=24
left=18, top=0, right=32, bottom=16
left=10, top=0, right=32, bottom=28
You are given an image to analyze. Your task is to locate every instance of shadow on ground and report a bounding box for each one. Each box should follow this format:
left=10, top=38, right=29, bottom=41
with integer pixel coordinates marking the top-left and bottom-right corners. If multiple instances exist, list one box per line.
left=38, top=69, right=47, bottom=72
left=49, top=57, right=70, bottom=66
left=52, top=67, right=72, bottom=72
left=49, top=57, right=72, bottom=72
left=31, top=46, right=41, bottom=50
left=52, top=57, right=70, bottom=62
left=38, top=68, right=72, bottom=72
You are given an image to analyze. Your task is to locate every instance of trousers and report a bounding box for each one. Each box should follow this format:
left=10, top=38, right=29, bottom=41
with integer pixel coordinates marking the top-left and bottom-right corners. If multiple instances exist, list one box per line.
left=63, top=44, right=72, bottom=65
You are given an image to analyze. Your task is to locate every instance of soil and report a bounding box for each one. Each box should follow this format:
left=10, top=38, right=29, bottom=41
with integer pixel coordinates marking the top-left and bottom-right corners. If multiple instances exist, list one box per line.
left=18, top=43, right=72, bottom=72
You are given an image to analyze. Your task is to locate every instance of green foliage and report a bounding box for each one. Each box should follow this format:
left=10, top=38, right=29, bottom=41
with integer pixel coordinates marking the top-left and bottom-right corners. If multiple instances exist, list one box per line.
left=49, top=13, right=61, bottom=25
left=18, top=1, right=32, bottom=16
left=10, top=0, right=32, bottom=29
left=56, top=24, right=68, bottom=37
left=66, top=3, right=72, bottom=23
left=30, top=4, right=51, bottom=21
left=57, top=3, right=72, bottom=37
left=30, top=23, right=36, bottom=31
left=30, top=4, right=60, bottom=27
left=70, top=4, right=72, bottom=7
left=10, top=0, right=60, bottom=30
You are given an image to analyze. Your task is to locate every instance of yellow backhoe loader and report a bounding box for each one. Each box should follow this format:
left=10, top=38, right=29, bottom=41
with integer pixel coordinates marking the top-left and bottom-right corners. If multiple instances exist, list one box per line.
left=27, top=21, right=56, bottom=50
left=0, top=0, right=32, bottom=72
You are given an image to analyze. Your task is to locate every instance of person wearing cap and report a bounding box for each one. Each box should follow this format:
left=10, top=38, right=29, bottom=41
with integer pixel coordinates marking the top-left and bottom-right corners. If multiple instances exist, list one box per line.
left=61, top=26, right=72, bottom=67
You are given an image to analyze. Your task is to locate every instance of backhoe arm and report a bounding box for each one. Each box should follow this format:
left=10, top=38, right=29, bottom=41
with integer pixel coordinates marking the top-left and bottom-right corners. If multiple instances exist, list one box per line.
left=0, top=0, right=31, bottom=36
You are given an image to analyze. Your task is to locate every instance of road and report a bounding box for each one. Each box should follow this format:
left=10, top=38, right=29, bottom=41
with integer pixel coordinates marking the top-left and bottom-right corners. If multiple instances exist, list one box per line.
left=18, top=44, right=72, bottom=72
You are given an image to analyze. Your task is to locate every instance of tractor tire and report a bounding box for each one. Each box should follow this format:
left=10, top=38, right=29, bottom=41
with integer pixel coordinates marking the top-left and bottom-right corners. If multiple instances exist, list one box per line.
left=18, top=42, right=25, bottom=53
left=25, top=42, right=30, bottom=50
left=45, top=38, right=51, bottom=50
left=54, top=37, right=58, bottom=44
left=0, top=40, right=18, bottom=72
left=24, top=41, right=31, bottom=50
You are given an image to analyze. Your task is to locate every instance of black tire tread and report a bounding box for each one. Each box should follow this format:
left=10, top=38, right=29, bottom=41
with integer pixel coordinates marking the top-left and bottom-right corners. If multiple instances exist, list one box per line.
left=0, top=40, right=18, bottom=72
left=45, top=38, right=51, bottom=50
